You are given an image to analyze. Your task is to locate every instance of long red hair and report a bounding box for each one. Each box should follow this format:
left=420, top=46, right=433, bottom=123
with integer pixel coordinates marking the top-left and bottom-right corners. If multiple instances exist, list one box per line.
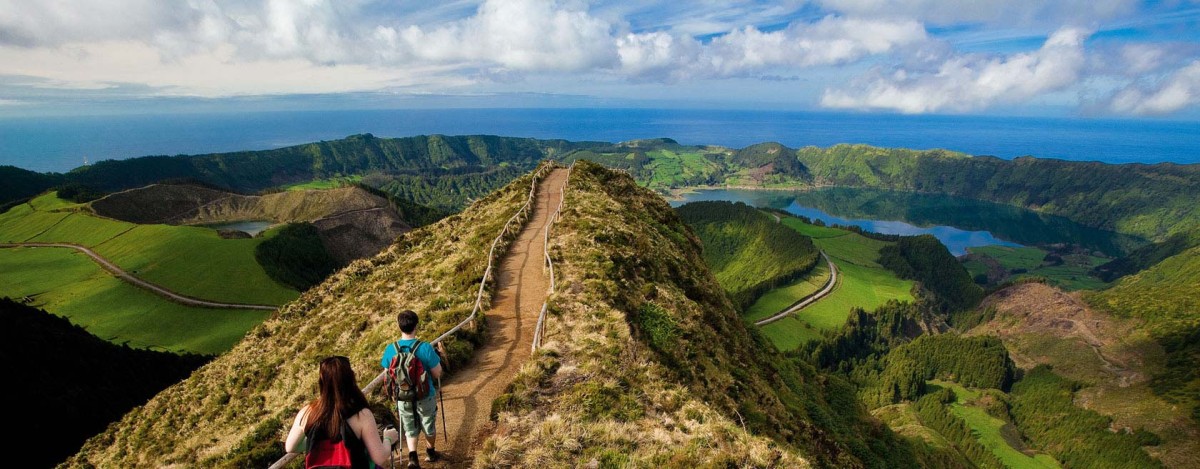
left=304, top=356, right=369, bottom=441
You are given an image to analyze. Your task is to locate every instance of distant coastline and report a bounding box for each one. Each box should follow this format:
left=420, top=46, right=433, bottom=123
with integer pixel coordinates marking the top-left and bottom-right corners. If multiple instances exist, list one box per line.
left=3, top=108, right=1199, bottom=173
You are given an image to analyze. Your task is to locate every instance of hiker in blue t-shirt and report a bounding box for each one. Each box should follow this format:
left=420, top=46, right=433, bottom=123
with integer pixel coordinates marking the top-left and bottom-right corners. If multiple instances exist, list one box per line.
left=381, top=310, right=444, bottom=469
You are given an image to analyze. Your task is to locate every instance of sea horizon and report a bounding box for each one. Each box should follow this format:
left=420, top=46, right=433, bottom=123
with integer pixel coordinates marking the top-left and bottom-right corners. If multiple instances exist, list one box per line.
left=2, top=107, right=1197, bottom=173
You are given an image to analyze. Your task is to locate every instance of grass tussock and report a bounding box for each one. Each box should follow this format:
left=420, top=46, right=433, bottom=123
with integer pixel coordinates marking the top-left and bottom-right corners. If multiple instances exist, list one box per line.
left=62, top=165, right=553, bottom=468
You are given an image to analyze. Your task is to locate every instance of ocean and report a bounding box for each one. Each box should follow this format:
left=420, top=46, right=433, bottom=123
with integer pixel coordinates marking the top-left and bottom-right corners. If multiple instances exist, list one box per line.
left=1, top=108, right=1196, bottom=173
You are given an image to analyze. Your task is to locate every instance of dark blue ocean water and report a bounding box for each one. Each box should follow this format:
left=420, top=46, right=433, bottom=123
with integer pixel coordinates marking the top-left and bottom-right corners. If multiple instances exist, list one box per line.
left=1, top=108, right=1196, bottom=173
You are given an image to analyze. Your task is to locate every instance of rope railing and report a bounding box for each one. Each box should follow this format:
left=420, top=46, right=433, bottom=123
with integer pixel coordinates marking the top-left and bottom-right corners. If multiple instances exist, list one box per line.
left=268, top=161, right=556, bottom=469
left=531, top=161, right=573, bottom=351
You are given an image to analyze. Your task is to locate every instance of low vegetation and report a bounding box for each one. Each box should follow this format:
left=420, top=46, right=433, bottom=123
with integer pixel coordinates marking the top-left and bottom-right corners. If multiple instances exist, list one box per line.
left=479, top=161, right=941, bottom=467
left=676, top=200, right=819, bottom=309
left=0, top=246, right=271, bottom=354
left=0, top=193, right=298, bottom=305
left=963, top=245, right=1111, bottom=291
left=744, top=260, right=831, bottom=323
left=1009, top=366, right=1163, bottom=468
left=757, top=215, right=915, bottom=349
left=254, top=223, right=339, bottom=291
left=1089, top=245, right=1200, bottom=427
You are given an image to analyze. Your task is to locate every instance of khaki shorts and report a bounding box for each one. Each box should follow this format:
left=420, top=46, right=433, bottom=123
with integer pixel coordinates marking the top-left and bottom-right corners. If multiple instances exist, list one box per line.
left=397, top=395, right=437, bottom=438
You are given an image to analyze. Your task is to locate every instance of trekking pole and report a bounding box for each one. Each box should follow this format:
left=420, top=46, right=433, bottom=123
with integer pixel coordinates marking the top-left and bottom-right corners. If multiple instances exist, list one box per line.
left=439, top=377, right=447, bottom=445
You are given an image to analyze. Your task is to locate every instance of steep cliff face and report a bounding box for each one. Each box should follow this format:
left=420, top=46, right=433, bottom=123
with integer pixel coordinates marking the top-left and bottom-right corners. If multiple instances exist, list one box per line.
left=64, top=171, right=534, bottom=468
left=478, top=162, right=919, bottom=468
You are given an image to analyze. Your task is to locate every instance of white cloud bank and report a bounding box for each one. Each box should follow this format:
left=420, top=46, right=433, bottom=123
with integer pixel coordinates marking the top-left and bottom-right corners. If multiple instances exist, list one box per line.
left=0, top=0, right=928, bottom=96
left=821, top=28, right=1088, bottom=113
left=0, top=0, right=1196, bottom=116
left=1108, top=60, right=1200, bottom=115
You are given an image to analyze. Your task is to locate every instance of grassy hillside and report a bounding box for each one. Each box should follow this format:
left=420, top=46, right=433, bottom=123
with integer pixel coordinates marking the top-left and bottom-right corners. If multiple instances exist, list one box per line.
left=759, top=215, right=915, bottom=349
left=478, top=161, right=938, bottom=467
left=8, top=135, right=1197, bottom=243
left=794, top=144, right=1200, bottom=241
left=0, top=192, right=296, bottom=353
left=2, top=298, right=209, bottom=468
left=64, top=167, right=543, bottom=467
left=1088, top=246, right=1200, bottom=430
left=972, top=282, right=1198, bottom=467
left=677, top=201, right=819, bottom=309
left=0, top=246, right=271, bottom=354
left=745, top=260, right=831, bottom=323
left=962, top=245, right=1111, bottom=291
left=1, top=193, right=298, bottom=304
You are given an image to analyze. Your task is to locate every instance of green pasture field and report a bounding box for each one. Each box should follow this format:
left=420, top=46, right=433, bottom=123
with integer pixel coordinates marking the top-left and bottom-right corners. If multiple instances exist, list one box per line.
left=933, top=381, right=1062, bottom=469
left=0, top=246, right=268, bottom=354
left=744, top=260, right=831, bottom=323
left=757, top=216, right=915, bottom=350
left=284, top=175, right=363, bottom=191
left=1, top=193, right=297, bottom=305
left=779, top=216, right=847, bottom=239
left=760, top=260, right=914, bottom=349
left=643, top=150, right=722, bottom=188
left=92, top=223, right=297, bottom=304
left=0, top=203, right=72, bottom=242
left=963, top=245, right=1110, bottom=291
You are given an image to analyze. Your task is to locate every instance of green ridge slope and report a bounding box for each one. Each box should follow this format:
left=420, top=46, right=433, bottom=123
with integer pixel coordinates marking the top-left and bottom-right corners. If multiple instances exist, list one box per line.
left=677, top=200, right=819, bottom=309
left=480, top=162, right=944, bottom=467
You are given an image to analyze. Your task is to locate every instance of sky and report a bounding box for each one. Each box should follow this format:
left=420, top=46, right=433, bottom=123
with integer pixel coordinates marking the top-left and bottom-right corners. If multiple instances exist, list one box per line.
left=1, top=0, right=1199, bottom=118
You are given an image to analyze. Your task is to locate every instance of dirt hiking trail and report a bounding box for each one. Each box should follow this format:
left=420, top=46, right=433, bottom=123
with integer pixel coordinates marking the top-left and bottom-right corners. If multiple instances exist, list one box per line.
left=426, top=168, right=567, bottom=467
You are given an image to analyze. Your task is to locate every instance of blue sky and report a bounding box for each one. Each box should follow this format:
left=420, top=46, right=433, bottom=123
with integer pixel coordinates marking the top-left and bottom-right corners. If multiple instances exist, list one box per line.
left=1, top=0, right=1198, bottom=118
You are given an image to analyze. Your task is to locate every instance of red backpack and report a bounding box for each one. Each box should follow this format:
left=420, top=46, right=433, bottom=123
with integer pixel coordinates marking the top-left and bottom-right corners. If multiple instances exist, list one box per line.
left=386, top=340, right=430, bottom=403
left=305, top=423, right=354, bottom=469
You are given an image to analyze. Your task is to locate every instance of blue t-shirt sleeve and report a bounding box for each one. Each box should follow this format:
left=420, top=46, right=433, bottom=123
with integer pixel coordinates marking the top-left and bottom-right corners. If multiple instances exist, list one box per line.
left=380, top=343, right=395, bottom=369
left=418, top=342, right=441, bottom=369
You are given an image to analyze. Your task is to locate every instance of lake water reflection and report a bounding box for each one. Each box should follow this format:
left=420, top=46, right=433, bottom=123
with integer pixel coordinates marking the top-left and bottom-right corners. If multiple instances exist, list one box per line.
left=671, top=188, right=1142, bottom=256
left=203, top=220, right=274, bottom=237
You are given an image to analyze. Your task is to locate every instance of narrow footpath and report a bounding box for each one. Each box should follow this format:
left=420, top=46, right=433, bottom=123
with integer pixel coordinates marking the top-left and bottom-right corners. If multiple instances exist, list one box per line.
left=755, top=251, right=839, bottom=326
left=432, top=168, right=569, bottom=467
left=0, top=242, right=277, bottom=310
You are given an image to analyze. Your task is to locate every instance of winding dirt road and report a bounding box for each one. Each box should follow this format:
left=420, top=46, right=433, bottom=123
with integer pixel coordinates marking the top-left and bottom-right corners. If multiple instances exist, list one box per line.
left=0, top=242, right=277, bottom=310
left=430, top=168, right=568, bottom=467
left=754, top=251, right=839, bottom=326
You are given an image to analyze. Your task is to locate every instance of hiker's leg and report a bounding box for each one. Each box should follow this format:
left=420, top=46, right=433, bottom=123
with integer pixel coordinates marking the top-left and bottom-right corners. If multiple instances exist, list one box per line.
left=417, top=395, right=439, bottom=461
left=398, top=401, right=421, bottom=453
left=417, top=395, right=438, bottom=446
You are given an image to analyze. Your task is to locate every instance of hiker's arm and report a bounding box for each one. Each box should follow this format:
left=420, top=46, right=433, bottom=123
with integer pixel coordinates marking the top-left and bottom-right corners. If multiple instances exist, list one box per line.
left=429, top=363, right=443, bottom=380
left=284, top=406, right=308, bottom=453
left=354, top=408, right=396, bottom=466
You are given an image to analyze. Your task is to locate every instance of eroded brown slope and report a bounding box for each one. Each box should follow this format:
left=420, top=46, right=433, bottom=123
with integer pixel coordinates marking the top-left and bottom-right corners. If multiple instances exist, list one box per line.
left=970, top=283, right=1199, bottom=467
left=91, top=184, right=409, bottom=264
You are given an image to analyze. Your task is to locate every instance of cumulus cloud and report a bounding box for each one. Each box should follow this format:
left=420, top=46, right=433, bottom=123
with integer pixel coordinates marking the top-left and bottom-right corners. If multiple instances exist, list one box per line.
left=381, top=0, right=618, bottom=71
left=0, top=0, right=933, bottom=96
left=1107, top=60, right=1200, bottom=115
left=817, top=0, right=1136, bottom=26
left=617, top=16, right=928, bottom=81
left=821, top=28, right=1088, bottom=113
